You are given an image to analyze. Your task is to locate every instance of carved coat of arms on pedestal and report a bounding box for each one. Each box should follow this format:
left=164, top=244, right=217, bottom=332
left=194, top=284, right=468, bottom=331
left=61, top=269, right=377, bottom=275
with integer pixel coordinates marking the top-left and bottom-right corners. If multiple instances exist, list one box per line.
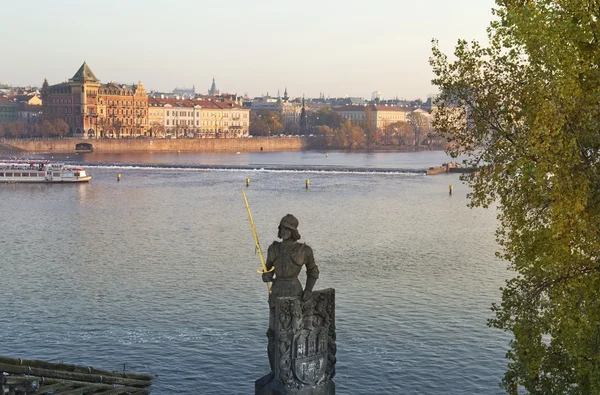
left=256, top=288, right=336, bottom=395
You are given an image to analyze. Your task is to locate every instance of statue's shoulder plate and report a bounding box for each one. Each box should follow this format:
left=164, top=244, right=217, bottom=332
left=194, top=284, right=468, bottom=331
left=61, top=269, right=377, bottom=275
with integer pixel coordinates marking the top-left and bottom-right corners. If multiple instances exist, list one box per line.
left=268, top=241, right=281, bottom=258
left=291, top=243, right=312, bottom=266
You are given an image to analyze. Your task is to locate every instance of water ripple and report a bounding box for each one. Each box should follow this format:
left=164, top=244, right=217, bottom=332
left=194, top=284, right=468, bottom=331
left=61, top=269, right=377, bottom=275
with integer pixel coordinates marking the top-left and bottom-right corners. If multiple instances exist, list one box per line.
left=0, top=158, right=508, bottom=394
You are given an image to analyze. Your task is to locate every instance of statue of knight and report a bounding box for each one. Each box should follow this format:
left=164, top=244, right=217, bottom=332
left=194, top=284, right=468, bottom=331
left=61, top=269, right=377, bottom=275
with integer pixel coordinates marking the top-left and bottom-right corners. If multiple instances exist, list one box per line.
left=255, top=214, right=336, bottom=395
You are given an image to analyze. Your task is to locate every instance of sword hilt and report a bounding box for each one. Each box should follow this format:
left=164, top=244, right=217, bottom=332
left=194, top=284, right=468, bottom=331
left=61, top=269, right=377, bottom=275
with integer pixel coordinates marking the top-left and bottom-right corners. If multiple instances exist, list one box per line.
left=257, top=266, right=275, bottom=275
left=258, top=266, right=275, bottom=294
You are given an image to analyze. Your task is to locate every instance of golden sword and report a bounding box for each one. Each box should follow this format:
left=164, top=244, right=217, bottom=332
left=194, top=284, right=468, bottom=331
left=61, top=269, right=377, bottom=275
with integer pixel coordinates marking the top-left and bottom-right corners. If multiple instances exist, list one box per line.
left=242, top=189, right=274, bottom=294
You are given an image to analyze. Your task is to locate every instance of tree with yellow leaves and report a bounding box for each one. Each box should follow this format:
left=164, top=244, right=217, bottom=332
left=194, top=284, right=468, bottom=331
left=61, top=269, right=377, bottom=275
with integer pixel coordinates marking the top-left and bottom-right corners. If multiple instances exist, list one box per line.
left=431, top=1, right=600, bottom=393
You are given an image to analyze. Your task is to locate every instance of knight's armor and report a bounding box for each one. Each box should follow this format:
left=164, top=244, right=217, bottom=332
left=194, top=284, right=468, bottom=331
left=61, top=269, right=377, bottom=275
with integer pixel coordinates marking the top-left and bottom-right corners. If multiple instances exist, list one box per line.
left=266, top=241, right=319, bottom=306
left=264, top=215, right=319, bottom=373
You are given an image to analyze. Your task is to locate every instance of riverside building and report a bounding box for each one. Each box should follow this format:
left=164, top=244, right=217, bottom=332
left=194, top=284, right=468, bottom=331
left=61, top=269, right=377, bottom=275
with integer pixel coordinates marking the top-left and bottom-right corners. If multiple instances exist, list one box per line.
left=41, top=63, right=249, bottom=138
left=250, top=89, right=303, bottom=125
left=0, top=97, right=19, bottom=123
left=97, top=81, right=148, bottom=138
left=42, top=62, right=148, bottom=138
left=333, top=104, right=414, bottom=130
left=148, top=97, right=250, bottom=138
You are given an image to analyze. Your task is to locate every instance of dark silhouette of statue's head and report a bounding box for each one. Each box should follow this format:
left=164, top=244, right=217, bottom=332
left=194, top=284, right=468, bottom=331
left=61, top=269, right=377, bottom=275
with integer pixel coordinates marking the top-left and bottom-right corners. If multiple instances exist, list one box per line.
left=278, top=214, right=301, bottom=241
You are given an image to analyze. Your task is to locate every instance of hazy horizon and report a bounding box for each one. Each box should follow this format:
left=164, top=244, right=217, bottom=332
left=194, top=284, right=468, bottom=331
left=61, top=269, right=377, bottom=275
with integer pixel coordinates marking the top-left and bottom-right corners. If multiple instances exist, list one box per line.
left=1, top=0, right=496, bottom=100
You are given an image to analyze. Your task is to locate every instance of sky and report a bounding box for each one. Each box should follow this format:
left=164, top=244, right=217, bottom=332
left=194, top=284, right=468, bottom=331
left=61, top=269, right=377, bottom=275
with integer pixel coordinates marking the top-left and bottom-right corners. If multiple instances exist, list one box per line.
left=1, top=0, right=497, bottom=100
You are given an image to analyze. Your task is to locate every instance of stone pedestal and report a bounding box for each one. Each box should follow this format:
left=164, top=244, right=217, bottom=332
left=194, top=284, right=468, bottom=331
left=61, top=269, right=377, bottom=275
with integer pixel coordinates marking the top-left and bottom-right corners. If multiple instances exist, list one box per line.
left=256, top=374, right=335, bottom=395
left=255, top=289, right=336, bottom=395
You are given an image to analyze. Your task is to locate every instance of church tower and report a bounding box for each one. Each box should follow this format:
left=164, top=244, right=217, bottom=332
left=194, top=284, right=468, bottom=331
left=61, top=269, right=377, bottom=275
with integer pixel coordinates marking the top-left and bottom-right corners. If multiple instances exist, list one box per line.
left=208, top=78, right=219, bottom=96
left=40, top=78, right=49, bottom=120
left=299, top=95, right=308, bottom=133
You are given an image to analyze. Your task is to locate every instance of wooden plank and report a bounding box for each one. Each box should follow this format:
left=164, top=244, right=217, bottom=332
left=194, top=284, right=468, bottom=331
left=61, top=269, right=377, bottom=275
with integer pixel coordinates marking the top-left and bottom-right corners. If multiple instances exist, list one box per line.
left=37, top=383, right=72, bottom=393
left=92, top=388, right=148, bottom=395
left=54, top=384, right=100, bottom=395
left=0, top=362, right=150, bottom=387
left=90, top=387, right=150, bottom=395
left=0, top=357, right=152, bottom=382
left=3, top=375, right=150, bottom=395
left=2, top=375, right=42, bottom=391
left=93, top=388, right=131, bottom=395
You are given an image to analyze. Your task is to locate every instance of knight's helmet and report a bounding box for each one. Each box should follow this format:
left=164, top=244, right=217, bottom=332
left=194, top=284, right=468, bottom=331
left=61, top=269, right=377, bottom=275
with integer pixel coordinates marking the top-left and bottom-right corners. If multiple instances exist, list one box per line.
left=280, top=214, right=298, bottom=230
left=278, top=214, right=301, bottom=240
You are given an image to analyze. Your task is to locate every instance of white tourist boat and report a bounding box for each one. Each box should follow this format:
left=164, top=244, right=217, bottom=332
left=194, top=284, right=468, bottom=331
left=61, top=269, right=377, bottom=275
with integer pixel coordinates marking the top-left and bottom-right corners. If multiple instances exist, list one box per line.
left=0, top=161, right=92, bottom=183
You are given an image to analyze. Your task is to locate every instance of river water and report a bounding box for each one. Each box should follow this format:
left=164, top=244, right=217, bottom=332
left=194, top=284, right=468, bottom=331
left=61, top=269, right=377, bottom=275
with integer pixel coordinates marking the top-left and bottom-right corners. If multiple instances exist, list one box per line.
left=0, top=150, right=509, bottom=394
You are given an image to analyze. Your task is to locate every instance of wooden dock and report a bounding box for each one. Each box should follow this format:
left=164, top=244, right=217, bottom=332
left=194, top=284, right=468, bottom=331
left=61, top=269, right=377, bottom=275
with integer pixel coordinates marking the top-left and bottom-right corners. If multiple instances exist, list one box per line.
left=0, top=356, right=153, bottom=394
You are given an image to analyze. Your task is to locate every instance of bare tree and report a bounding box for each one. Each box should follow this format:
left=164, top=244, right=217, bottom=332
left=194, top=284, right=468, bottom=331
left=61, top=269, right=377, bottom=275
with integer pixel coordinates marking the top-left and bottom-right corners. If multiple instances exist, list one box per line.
left=150, top=122, right=165, bottom=138
left=407, top=111, right=431, bottom=147
left=41, top=120, right=56, bottom=137
left=113, top=119, right=123, bottom=138
left=52, top=119, right=69, bottom=137
left=362, top=105, right=377, bottom=147
left=98, top=117, right=109, bottom=138
left=284, top=121, right=300, bottom=135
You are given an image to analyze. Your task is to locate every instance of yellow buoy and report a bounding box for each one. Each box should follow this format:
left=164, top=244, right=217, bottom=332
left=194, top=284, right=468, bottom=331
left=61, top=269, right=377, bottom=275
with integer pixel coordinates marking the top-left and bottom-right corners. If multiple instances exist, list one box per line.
left=306, top=179, right=310, bottom=189
left=246, top=178, right=250, bottom=187
left=117, top=174, right=121, bottom=182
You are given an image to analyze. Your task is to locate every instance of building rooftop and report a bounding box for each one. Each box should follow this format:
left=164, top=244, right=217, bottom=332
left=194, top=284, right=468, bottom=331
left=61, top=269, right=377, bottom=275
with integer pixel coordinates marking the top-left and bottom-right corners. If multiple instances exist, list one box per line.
left=71, top=62, right=100, bottom=83
left=0, top=96, right=17, bottom=105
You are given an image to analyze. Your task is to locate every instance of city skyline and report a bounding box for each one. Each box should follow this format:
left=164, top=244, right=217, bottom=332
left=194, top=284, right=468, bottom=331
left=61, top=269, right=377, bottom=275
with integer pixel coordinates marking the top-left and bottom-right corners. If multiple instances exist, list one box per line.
left=1, top=0, right=496, bottom=100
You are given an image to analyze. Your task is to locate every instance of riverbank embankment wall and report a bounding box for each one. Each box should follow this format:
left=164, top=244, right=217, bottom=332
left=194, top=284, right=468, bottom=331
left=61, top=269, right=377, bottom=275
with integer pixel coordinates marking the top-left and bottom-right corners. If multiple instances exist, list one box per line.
left=0, top=138, right=308, bottom=153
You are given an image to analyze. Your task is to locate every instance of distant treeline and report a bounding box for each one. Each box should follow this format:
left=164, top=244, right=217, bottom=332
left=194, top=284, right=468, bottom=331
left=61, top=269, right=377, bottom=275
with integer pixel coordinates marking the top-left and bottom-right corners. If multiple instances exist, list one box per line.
left=0, top=118, right=69, bottom=138
left=249, top=105, right=448, bottom=150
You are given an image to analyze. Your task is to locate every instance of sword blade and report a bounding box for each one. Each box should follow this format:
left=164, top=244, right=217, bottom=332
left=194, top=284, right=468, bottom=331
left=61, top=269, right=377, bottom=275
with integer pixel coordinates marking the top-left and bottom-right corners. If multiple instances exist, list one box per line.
left=242, top=189, right=272, bottom=294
